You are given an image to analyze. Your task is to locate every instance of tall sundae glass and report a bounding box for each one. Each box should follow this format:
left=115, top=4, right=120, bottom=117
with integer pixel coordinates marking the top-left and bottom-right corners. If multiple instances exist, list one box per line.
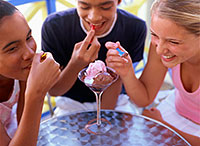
left=78, top=60, right=119, bottom=134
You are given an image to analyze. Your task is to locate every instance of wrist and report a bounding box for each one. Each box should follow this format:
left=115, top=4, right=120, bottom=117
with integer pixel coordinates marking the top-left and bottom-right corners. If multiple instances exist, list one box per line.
left=121, top=67, right=135, bottom=82
left=25, top=89, right=46, bottom=104
left=67, top=60, right=85, bottom=74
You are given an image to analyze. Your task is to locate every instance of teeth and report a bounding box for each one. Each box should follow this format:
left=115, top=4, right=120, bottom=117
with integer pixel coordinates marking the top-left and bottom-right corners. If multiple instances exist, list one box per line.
left=163, top=55, right=175, bottom=59
left=91, top=24, right=102, bottom=27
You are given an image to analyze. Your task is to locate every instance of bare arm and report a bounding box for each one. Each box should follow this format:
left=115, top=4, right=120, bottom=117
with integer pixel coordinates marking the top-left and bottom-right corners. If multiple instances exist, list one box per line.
left=142, top=108, right=200, bottom=146
left=8, top=91, right=45, bottom=146
left=16, top=81, right=25, bottom=124
left=48, top=30, right=100, bottom=96
left=162, top=120, right=200, bottom=146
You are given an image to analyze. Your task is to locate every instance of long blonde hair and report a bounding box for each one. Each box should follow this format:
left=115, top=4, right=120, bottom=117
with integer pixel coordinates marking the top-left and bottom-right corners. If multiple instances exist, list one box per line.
left=151, top=0, right=200, bottom=36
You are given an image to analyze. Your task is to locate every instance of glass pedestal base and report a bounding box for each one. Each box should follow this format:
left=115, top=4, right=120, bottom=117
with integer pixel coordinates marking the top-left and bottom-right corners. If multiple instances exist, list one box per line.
left=85, top=118, right=111, bottom=135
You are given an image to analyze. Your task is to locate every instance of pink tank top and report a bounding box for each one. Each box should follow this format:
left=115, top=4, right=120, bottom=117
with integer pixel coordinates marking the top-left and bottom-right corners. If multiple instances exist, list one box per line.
left=172, top=64, right=200, bottom=124
left=0, top=80, right=20, bottom=137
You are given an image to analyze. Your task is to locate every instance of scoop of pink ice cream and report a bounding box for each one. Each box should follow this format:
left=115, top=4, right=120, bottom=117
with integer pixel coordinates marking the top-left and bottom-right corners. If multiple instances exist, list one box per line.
left=85, top=60, right=107, bottom=78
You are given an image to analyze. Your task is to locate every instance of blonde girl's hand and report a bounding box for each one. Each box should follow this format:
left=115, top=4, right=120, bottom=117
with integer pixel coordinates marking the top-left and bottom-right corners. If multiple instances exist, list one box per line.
left=105, top=41, right=134, bottom=77
left=26, top=52, right=61, bottom=98
left=142, top=107, right=164, bottom=123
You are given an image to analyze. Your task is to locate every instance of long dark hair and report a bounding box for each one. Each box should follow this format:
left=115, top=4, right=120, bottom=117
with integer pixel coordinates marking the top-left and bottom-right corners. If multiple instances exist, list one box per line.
left=0, top=1, right=18, bottom=21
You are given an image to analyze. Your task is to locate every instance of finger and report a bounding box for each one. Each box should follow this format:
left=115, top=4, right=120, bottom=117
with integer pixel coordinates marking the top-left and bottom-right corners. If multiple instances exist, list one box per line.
left=74, top=41, right=83, bottom=51
left=107, top=49, right=129, bottom=63
left=107, top=49, right=119, bottom=56
left=40, top=52, right=54, bottom=63
left=115, top=41, right=129, bottom=56
left=45, top=53, right=60, bottom=67
left=45, top=52, right=54, bottom=59
left=150, top=107, right=155, bottom=111
left=80, top=30, right=95, bottom=52
left=105, top=41, right=118, bottom=49
left=40, top=52, right=54, bottom=62
left=106, top=58, right=127, bottom=70
left=142, top=109, right=149, bottom=115
left=85, top=36, right=100, bottom=60
left=33, top=52, right=44, bottom=63
left=107, top=54, right=124, bottom=62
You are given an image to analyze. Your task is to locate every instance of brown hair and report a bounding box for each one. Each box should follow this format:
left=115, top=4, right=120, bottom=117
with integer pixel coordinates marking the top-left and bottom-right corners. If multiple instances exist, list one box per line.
left=151, top=0, right=200, bottom=36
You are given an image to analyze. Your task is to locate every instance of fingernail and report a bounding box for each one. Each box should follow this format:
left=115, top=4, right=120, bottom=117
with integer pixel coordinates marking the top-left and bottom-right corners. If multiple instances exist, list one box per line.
left=123, top=58, right=129, bottom=63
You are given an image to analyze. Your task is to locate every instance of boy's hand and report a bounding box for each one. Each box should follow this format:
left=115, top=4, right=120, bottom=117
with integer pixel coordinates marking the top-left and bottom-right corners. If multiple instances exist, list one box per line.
left=70, top=30, right=100, bottom=70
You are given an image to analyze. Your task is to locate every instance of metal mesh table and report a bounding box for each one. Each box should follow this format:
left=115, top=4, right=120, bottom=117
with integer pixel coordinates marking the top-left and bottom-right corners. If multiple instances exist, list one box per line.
left=37, top=110, right=190, bottom=146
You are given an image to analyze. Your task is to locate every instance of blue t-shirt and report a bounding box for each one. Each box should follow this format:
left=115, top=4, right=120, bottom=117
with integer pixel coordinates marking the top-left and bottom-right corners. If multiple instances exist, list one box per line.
left=42, top=8, right=147, bottom=103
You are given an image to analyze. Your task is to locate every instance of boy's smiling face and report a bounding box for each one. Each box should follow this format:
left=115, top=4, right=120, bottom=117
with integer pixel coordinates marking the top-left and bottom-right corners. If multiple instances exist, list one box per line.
left=0, top=12, right=36, bottom=81
left=77, top=0, right=121, bottom=36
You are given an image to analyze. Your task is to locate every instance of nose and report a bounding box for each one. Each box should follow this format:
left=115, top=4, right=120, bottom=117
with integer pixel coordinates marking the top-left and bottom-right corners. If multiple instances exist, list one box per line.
left=88, top=8, right=102, bottom=23
left=155, top=40, right=168, bottom=55
left=22, top=46, right=35, bottom=61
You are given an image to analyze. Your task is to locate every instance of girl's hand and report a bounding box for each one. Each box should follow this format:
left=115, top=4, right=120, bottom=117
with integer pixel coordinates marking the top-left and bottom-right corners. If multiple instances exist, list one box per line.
left=105, top=41, right=134, bottom=77
left=26, top=52, right=61, bottom=99
left=142, top=107, right=164, bottom=122
left=70, top=30, right=100, bottom=70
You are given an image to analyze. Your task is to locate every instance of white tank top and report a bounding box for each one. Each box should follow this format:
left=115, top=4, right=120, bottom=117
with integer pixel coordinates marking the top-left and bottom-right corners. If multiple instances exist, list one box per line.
left=0, top=80, right=20, bottom=138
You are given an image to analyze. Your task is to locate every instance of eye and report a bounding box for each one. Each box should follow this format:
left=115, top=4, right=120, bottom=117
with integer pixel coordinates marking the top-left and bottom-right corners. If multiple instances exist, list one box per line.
left=169, top=40, right=180, bottom=44
left=100, top=3, right=113, bottom=10
left=151, top=33, right=159, bottom=40
left=101, top=6, right=112, bottom=10
left=79, top=3, right=90, bottom=10
left=26, top=35, right=32, bottom=41
left=150, top=32, right=157, bottom=37
left=5, top=46, right=17, bottom=53
left=80, top=6, right=90, bottom=10
left=9, top=47, right=16, bottom=51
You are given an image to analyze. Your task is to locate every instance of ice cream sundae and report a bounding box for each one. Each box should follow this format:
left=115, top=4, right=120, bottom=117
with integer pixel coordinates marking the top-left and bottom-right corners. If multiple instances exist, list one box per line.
left=78, top=60, right=119, bottom=134
left=84, top=60, right=114, bottom=86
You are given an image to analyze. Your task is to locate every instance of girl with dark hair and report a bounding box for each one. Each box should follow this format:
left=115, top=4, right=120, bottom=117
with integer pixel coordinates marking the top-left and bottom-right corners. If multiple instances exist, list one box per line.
left=0, top=1, right=60, bottom=145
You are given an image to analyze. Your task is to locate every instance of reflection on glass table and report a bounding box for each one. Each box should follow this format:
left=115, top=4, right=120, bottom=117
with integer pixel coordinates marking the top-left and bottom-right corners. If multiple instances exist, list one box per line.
left=37, top=110, right=191, bottom=146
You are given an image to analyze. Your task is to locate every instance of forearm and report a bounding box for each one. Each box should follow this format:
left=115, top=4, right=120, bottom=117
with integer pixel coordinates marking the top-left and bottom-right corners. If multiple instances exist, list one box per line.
left=9, top=93, right=45, bottom=146
left=101, top=78, right=122, bottom=109
left=48, top=61, right=81, bottom=96
left=122, top=70, right=151, bottom=107
left=162, top=120, right=200, bottom=146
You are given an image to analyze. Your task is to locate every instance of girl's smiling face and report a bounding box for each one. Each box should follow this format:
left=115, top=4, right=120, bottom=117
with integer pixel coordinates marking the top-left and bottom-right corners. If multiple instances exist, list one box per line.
left=0, top=12, right=36, bottom=81
left=77, top=0, right=120, bottom=36
left=150, top=13, right=200, bottom=68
